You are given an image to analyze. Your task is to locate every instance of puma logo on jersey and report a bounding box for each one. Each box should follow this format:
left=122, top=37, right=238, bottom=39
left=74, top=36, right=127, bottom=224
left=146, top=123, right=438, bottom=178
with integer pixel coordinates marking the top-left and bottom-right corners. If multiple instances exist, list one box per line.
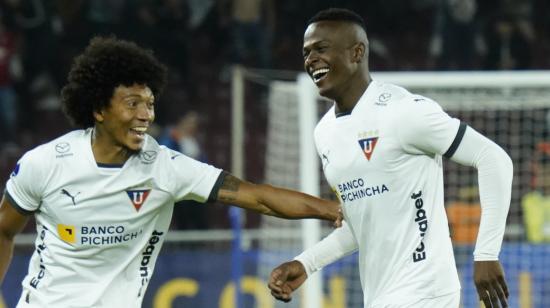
left=61, top=189, right=80, bottom=205
left=358, top=137, right=379, bottom=161
left=126, top=190, right=151, bottom=211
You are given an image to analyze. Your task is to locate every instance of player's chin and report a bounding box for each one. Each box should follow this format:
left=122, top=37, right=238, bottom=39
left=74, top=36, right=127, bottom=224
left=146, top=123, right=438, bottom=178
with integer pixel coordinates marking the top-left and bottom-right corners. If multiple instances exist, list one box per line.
left=124, top=138, right=145, bottom=152
left=125, top=132, right=146, bottom=149
left=317, top=84, right=335, bottom=99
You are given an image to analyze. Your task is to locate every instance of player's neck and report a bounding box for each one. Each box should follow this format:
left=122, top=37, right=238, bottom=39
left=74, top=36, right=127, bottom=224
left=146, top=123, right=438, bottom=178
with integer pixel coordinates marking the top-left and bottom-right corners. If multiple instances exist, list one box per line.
left=91, top=128, right=134, bottom=165
left=334, top=74, right=371, bottom=114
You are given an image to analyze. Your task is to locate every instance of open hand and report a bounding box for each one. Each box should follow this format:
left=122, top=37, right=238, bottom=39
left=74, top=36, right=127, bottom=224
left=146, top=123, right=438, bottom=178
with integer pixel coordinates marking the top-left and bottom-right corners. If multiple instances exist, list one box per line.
left=268, top=260, right=308, bottom=302
left=474, top=260, right=509, bottom=307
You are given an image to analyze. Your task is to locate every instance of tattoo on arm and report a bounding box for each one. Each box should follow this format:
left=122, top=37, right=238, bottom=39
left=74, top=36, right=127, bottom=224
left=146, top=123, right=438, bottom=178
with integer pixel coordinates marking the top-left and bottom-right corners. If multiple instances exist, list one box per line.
left=218, top=174, right=241, bottom=202
left=221, top=174, right=241, bottom=192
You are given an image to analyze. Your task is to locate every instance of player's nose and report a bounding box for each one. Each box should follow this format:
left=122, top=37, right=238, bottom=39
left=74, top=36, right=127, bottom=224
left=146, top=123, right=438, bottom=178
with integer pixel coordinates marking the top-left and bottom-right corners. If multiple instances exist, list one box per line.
left=136, top=103, right=154, bottom=122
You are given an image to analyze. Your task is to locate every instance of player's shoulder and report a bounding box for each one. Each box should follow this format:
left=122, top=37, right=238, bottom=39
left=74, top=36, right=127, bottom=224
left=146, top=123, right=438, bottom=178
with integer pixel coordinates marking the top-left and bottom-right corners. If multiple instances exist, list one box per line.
left=369, top=80, right=424, bottom=106
left=315, top=105, right=336, bottom=134
left=372, top=81, right=444, bottom=116
left=20, top=129, right=88, bottom=164
left=318, top=105, right=336, bottom=124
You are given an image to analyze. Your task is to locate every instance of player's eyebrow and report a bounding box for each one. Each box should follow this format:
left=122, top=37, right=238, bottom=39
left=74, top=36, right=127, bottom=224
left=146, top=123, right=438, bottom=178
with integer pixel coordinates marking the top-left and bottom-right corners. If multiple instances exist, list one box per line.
left=303, top=40, right=331, bottom=55
left=122, top=93, right=154, bottom=101
left=304, top=40, right=330, bottom=49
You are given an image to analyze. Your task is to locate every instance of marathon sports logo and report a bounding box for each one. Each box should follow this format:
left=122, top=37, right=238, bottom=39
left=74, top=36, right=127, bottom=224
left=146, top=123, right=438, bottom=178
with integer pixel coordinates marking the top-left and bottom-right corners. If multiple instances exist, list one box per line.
left=337, top=178, right=389, bottom=203
left=411, top=190, right=428, bottom=263
left=127, top=190, right=151, bottom=211
left=140, top=150, right=158, bottom=164
left=138, top=230, right=164, bottom=297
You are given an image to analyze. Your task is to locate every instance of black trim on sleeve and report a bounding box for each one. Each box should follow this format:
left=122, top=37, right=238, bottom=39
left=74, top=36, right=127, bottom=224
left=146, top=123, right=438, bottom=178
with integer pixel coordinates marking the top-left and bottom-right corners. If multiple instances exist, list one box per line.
left=443, top=122, right=467, bottom=158
left=207, top=171, right=229, bottom=202
left=4, top=191, right=36, bottom=216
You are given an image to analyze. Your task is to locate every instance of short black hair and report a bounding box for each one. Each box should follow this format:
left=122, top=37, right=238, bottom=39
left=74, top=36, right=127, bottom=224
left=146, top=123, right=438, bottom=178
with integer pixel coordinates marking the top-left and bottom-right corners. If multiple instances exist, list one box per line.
left=307, top=8, right=367, bottom=33
left=61, top=36, right=167, bottom=128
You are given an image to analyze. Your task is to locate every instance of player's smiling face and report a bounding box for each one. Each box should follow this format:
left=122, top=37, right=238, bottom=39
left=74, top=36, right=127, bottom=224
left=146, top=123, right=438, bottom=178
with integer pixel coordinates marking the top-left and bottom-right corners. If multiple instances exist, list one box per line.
left=303, top=21, right=359, bottom=99
left=94, top=84, right=155, bottom=152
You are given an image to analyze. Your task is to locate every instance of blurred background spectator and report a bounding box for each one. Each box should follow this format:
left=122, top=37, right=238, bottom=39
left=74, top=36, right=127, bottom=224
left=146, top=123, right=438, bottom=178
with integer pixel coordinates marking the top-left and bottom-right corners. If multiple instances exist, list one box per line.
left=0, top=0, right=549, bottom=229
left=0, top=10, right=19, bottom=145
left=483, top=0, right=536, bottom=69
left=155, top=0, right=191, bottom=83
left=218, top=0, right=275, bottom=69
left=429, top=0, right=482, bottom=70
left=522, top=141, right=550, bottom=242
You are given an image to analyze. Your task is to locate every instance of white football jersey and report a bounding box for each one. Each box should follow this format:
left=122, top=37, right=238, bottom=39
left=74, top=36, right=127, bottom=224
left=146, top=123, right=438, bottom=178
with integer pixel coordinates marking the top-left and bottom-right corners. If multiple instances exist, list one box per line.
left=315, top=80, right=462, bottom=306
left=6, top=129, right=222, bottom=308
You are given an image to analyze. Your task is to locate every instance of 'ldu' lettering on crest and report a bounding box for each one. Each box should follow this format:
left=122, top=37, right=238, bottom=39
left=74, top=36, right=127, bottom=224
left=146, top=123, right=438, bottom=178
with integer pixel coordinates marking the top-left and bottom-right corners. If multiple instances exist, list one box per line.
left=126, top=189, right=151, bottom=211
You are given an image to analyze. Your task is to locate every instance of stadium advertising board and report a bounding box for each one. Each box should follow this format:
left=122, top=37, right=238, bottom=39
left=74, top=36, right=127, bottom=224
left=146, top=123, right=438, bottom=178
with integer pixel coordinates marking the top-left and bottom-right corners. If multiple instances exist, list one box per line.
left=1, top=245, right=548, bottom=307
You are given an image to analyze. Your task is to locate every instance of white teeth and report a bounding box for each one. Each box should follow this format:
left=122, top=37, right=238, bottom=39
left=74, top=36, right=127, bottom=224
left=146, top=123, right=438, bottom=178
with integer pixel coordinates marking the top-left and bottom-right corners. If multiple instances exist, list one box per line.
left=312, top=68, right=330, bottom=82
left=132, top=127, right=147, bottom=133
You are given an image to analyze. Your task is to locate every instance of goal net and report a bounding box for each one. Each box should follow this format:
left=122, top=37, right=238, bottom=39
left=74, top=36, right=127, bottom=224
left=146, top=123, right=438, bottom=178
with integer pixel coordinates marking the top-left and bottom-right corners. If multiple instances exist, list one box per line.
left=234, top=69, right=550, bottom=308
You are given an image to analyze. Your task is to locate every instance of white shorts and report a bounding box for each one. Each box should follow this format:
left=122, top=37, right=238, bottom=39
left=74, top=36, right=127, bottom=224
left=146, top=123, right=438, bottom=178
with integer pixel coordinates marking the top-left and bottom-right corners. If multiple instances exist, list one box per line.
left=406, top=291, right=461, bottom=308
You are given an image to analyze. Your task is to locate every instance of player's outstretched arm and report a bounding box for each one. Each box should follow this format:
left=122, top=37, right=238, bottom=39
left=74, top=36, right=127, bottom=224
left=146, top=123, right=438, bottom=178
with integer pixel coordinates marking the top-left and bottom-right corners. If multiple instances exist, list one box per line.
left=215, top=172, right=341, bottom=224
left=0, top=195, right=30, bottom=285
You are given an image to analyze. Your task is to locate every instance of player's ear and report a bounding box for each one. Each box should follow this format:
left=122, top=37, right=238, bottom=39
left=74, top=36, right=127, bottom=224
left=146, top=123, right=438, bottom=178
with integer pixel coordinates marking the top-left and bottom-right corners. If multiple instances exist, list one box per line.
left=93, top=110, right=104, bottom=123
left=352, top=42, right=366, bottom=63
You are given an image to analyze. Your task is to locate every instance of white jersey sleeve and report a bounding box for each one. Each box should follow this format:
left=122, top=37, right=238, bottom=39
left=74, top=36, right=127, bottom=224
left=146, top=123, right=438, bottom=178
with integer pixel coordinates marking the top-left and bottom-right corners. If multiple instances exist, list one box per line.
left=448, top=126, right=513, bottom=260
left=396, top=97, right=461, bottom=156
left=294, top=222, right=358, bottom=276
left=6, top=146, right=50, bottom=213
left=162, top=149, right=223, bottom=203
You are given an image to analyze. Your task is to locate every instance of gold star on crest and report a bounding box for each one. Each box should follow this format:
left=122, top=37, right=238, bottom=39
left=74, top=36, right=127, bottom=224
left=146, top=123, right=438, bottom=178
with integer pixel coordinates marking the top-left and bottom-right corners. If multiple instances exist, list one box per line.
left=358, top=130, right=380, bottom=139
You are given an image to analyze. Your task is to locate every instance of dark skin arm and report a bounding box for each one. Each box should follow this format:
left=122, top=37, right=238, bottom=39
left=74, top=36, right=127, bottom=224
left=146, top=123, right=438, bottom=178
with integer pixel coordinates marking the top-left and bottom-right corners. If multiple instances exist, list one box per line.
left=216, top=173, right=342, bottom=226
left=268, top=260, right=307, bottom=302
left=0, top=195, right=30, bottom=285
left=474, top=260, right=509, bottom=308
left=267, top=258, right=511, bottom=307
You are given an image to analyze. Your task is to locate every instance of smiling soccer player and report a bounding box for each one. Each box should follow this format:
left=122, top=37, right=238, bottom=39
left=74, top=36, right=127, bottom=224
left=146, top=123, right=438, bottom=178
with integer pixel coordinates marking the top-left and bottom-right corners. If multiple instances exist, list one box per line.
left=0, top=36, right=341, bottom=308
left=269, top=8, right=512, bottom=308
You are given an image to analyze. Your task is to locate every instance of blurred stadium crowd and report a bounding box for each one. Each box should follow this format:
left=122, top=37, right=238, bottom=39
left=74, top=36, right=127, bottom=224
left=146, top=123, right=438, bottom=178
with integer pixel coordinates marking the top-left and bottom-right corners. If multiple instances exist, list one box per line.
left=0, top=0, right=549, bottom=229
